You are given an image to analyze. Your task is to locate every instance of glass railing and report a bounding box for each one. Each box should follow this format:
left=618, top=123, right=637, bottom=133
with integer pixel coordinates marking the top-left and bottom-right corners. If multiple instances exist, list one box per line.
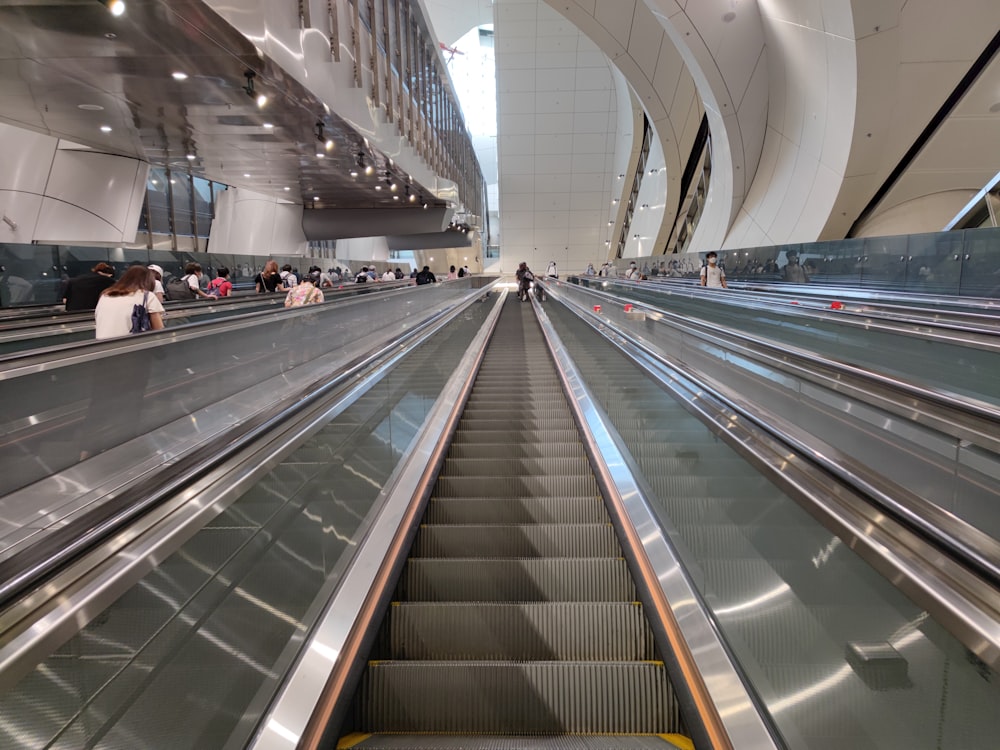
left=543, top=296, right=1000, bottom=750
left=0, top=294, right=495, bottom=749
left=617, top=226, right=1000, bottom=298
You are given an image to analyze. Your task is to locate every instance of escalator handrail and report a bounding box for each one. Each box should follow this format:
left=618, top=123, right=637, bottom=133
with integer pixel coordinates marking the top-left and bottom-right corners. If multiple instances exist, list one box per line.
left=0, top=279, right=471, bottom=377
left=530, top=294, right=782, bottom=750
left=558, top=279, right=1000, bottom=448
left=545, top=282, right=1000, bottom=671
left=580, top=276, right=1000, bottom=342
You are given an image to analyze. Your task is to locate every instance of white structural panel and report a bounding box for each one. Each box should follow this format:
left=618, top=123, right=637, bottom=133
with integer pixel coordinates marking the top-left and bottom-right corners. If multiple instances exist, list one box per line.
left=0, top=122, right=148, bottom=245
left=210, top=187, right=308, bottom=256
left=495, top=0, right=620, bottom=273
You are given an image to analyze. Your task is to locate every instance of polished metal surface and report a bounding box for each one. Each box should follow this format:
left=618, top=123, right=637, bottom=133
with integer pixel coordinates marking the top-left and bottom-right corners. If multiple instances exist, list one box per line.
left=0, top=0, right=440, bottom=211
left=530, top=296, right=779, bottom=750
left=544, top=283, right=1000, bottom=671
left=248, top=290, right=507, bottom=750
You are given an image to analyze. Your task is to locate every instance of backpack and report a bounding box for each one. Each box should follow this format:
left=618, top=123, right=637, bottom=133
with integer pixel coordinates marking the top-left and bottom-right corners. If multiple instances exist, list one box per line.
left=130, top=291, right=152, bottom=333
left=165, top=274, right=196, bottom=301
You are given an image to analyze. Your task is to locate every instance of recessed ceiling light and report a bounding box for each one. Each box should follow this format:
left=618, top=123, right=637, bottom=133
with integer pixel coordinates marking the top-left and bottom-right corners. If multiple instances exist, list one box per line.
left=150, top=180, right=158, bottom=185
left=262, top=123, right=274, bottom=130
left=170, top=179, right=176, bottom=184
left=375, top=185, right=382, bottom=191
left=283, top=186, right=291, bottom=191
left=325, top=139, right=334, bottom=151
left=99, top=125, right=112, bottom=133
left=78, top=104, right=104, bottom=111
left=316, top=153, right=324, bottom=158
left=393, top=195, right=399, bottom=200
left=313, top=196, right=319, bottom=200
left=186, top=154, right=196, bottom=160
left=171, top=71, right=188, bottom=81
left=107, top=0, right=126, bottom=16
left=243, top=173, right=251, bottom=178
left=256, top=94, right=268, bottom=108
left=350, top=169, right=359, bottom=177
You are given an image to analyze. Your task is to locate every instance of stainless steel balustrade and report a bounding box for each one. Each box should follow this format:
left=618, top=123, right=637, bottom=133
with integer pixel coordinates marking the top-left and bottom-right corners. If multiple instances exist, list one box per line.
left=0, top=279, right=416, bottom=357
left=540, top=288, right=1000, bottom=750
left=573, top=275, right=1000, bottom=406
left=0, top=286, right=499, bottom=749
left=549, top=279, right=1000, bottom=554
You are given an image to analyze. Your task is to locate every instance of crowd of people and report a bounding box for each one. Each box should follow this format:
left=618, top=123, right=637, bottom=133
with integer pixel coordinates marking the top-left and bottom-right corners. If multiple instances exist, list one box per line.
left=54, top=259, right=471, bottom=340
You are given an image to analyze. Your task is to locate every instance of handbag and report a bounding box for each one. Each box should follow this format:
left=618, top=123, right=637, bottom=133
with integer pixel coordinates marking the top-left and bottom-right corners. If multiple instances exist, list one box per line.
left=130, top=291, right=152, bottom=334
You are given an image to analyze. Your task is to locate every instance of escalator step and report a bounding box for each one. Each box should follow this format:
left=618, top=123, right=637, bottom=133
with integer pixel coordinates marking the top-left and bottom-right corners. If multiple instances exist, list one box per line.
left=387, top=602, right=655, bottom=660
left=398, top=558, right=636, bottom=602
left=338, top=734, right=687, bottom=749
left=411, top=524, right=620, bottom=558
left=446, top=443, right=584, bottom=459
left=424, top=497, right=607, bottom=525
left=450, top=428, right=582, bottom=444
left=456, top=416, right=578, bottom=430
left=354, top=661, right=673, bottom=734
left=438, top=457, right=592, bottom=478
left=433, top=475, right=599, bottom=498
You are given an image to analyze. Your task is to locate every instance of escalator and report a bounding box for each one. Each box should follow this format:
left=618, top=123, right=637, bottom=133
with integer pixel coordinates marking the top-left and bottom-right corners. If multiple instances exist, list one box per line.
left=340, top=299, right=686, bottom=747
left=2, top=291, right=999, bottom=749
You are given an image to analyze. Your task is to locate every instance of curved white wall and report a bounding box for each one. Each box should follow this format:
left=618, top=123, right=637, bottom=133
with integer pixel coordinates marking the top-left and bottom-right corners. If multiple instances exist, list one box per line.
left=0, top=123, right=148, bottom=245
left=210, top=187, right=308, bottom=255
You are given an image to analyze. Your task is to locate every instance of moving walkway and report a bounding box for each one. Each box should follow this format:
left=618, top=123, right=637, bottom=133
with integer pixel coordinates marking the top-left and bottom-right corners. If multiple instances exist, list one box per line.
left=0, top=289, right=997, bottom=749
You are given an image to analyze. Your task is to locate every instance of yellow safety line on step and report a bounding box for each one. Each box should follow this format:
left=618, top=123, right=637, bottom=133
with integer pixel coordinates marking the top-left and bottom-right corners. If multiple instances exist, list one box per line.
left=659, top=733, right=695, bottom=750
left=336, top=733, right=371, bottom=748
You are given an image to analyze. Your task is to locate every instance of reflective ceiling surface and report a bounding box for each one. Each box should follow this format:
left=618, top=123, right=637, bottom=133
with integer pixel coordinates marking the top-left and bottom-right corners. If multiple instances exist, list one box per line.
left=0, top=0, right=440, bottom=211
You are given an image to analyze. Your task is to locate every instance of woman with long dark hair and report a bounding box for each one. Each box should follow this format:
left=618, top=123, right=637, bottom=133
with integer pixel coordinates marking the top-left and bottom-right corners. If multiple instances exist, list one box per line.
left=94, top=265, right=165, bottom=339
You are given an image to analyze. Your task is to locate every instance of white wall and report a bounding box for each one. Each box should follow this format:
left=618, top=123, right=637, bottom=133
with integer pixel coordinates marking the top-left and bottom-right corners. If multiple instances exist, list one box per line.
left=0, top=123, right=148, bottom=245
left=210, top=187, right=308, bottom=255
left=495, top=0, right=619, bottom=274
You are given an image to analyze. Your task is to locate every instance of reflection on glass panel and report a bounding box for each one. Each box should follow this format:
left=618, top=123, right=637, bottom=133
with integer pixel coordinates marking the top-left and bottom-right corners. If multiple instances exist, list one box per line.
left=146, top=167, right=171, bottom=236
left=171, top=172, right=195, bottom=238
left=192, top=177, right=213, bottom=238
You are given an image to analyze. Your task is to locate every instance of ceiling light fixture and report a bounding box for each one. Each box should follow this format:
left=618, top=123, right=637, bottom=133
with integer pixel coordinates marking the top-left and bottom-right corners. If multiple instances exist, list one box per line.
left=262, top=122, right=273, bottom=130
left=325, top=139, right=334, bottom=151
left=375, top=184, right=382, bottom=191
left=171, top=71, right=188, bottom=81
left=316, top=152, right=325, bottom=158
left=104, top=0, right=126, bottom=16
left=99, top=125, right=112, bottom=133
left=283, top=186, right=291, bottom=191
left=243, top=173, right=251, bottom=178
left=186, top=154, right=196, bottom=160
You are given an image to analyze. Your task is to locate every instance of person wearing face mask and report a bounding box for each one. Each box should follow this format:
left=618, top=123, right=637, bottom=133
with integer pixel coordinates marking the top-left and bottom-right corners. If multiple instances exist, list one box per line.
left=700, top=251, right=727, bottom=288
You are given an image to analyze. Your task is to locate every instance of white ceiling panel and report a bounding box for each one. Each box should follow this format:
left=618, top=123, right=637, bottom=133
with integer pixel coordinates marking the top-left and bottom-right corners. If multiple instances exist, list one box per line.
left=498, top=68, right=542, bottom=92
left=497, top=2, right=539, bottom=21
left=536, top=210, right=572, bottom=227
left=503, top=210, right=536, bottom=228
left=572, top=132, right=610, bottom=153
left=498, top=34, right=538, bottom=56
left=572, top=151, right=610, bottom=173
left=504, top=154, right=539, bottom=174
left=574, top=90, right=613, bottom=112
left=502, top=20, right=543, bottom=38
left=536, top=133, right=575, bottom=154
left=500, top=173, right=536, bottom=193
left=499, top=113, right=537, bottom=135
left=497, top=50, right=538, bottom=70
left=577, top=49, right=611, bottom=69
left=537, top=18, right=581, bottom=37
left=536, top=51, right=581, bottom=69
left=570, top=173, right=610, bottom=191
left=503, top=228, right=538, bottom=245
left=536, top=91, right=577, bottom=113
left=534, top=173, right=569, bottom=192
left=534, top=193, right=572, bottom=210
left=500, top=193, right=538, bottom=211
left=536, top=154, right=575, bottom=174
left=536, top=112, right=576, bottom=133
left=500, top=133, right=536, bottom=155
left=535, top=68, right=578, bottom=91
left=533, top=226, right=571, bottom=244
left=573, top=113, right=614, bottom=133
left=504, top=92, right=537, bottom=114
left=571, top=191, right=607, bottom=210
left=575, top=65, right=614, bottom=91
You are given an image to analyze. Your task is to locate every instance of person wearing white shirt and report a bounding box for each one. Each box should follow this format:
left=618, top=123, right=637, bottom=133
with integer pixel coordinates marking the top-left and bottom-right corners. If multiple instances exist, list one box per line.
left=95, top=266, right=165, bottom=339
left=700, top=251, right=728, bottom=288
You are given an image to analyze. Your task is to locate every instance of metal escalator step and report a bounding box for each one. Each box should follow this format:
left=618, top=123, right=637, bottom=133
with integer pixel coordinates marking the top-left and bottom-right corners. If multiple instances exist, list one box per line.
left=398, top=558, right=636, bottom=601
left=433, top=475, right=599, bottom=498
left=450, top=428, right=582, bottom=444
left=338, top=733, right=687, bottom=749
left=424, top=497, right=607, bottom=525
left=387, top=602, right=655, bottom=661
left=411, top=524, right=620, bottom=558
left=438, top=456, right=593, bottom=478
left=446, top=443, right=584, bottom=459
left=355, top=661, right=674, bottom=734
left=456, top=416, right=578, bottom=430
left=459, top=407, right=572, bottom=419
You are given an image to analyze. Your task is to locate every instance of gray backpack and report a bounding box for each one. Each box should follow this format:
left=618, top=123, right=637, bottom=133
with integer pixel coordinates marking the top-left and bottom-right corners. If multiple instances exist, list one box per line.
left=165, top=274, right=196, bottom=301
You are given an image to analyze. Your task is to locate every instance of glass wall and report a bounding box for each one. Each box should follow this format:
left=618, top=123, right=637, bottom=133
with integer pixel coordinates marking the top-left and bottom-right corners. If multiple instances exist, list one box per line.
left=619, top=227, right=1000, bottom=298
